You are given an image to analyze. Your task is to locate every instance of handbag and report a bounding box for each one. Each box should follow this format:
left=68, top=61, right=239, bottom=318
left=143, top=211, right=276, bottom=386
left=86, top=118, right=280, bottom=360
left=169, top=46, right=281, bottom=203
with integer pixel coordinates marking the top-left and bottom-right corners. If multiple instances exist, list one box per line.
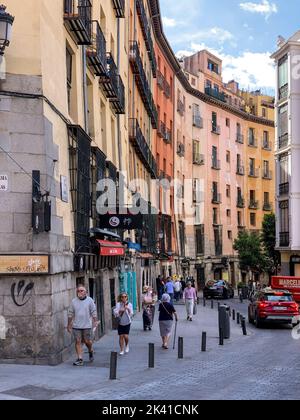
left=193, top=303, right=197, bottom=315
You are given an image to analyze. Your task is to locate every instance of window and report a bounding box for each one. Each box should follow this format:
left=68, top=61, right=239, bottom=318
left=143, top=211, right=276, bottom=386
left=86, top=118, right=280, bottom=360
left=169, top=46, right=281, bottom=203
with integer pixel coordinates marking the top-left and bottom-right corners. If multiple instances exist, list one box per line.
left=264, top=192, right=270, bottom=205
left=250, top=190, right=255, bottom=202
left=237, top=211, right=242, bottom=227
left=227, top=209, right=231, bottom=218
left=279, top=201, right=289, bottom=246
left=228, top=231, right=232, bottom=240
left=226, top=151, right=230, bottom=164
left=212, top=112, right=218, bottom=132
left=279, top=104, right=288, bottom=140
left=262, top=108, right=266, bottom=118
left=226, top=185, right=231, bottom=198
left=208, top=60, right=219, bottom=74
left=250, top=213, right=256, bottom=227
left=279, top=154, right=289, bottom=184
left=213, top=208, right=218, bottom=225
left=249, top=128, right=255, bottom=146
left=66, top=48, right=73, bottom=112
left=226, top=118, right=230, bottom=127
left=263, top=160, right=270, bottom=178
left=195, top=225, right=205, bottom=255
left=263, top=131, right=269, bottom=149
left=249, top=158, right=255, bottom=175
left=206, top=79, right=212, bottom=88
left=278, top=55, right=288, bottom=98
left=191, top=78, right=196, bottom=86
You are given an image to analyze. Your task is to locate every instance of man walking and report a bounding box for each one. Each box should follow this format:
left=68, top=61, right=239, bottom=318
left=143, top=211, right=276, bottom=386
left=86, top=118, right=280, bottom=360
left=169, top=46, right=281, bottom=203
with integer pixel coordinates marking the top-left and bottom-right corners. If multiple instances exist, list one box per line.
left=165, top=277, right=175, bottom=304
left=67, top=285, right=98, bottom=366
left=183, top=281, right=197, bottom=321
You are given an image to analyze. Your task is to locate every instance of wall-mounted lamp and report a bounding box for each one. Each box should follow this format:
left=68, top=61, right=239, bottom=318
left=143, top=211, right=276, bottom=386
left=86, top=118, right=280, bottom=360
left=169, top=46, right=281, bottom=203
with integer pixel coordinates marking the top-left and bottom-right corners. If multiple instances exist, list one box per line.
left=0, top=5, right=14, bottom=56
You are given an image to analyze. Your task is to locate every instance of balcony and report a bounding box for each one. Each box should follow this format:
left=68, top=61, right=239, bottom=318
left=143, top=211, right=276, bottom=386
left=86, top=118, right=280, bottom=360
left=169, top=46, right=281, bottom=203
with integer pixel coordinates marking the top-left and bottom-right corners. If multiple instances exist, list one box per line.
left=249, top=168, right=260, bottom=178
left=100, top=53, right=125, bottom=114
left=249, top=200, right=259, bottom=210
left=236, top=133, right=244, bottom=144
left=280, top=232, right=290, bottom=247
left=236, top=166, right=245, bottom=176
left=157, top=70, right=171, bottom=98
left=86, top=21, right=106, bottom=76
left=237, top=197, right=245, bottom=208
left=136, top=0, right=148, bottom=41
left=212, top=193, right=222, bottom=204
left=279, top=182, right=289, bottom=196
left=212, top=159, right=221, bottom=170
left=193, top=115, right=203, bottom=129
left=193, top=153, right=205, bottom=165
left=279, top=134, right=289, bottom=149
left=248, top=137, right=258, bottom=148
left=64, top=0, right=92, bottom=45
left=263, top=203, right=273, bottom=211
left=205, top=87, right=226, bottom=102
left=129, top=41, right=158, bottom=128
left=129, top=119, right=157, bottom=179
left=146, top=29, right=157, bottom=77
left=158, top=121, right=167, bottom=139
left=212, top=125, right=221, bottom=135
left=177, top=142, right=185, bottom=157
left=112, top=0, right=125, bottom=18
left=263, top=170, right=273, bottom=180
left=165, top=129, right=172, bottom=145
left=279, top=84, right=288, bottom=101
left=262, top=139, right=272, bottom=151
left=177, top=99, right=185, bottom=116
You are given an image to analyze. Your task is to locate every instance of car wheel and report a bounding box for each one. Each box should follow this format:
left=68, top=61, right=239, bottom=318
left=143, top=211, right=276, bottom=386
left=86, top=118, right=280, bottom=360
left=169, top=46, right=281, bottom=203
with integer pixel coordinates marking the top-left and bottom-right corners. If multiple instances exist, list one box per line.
left=223, top=289, right=228, bottom=300
left=255, top=312, right=263, bottom=328
left=248, top=308, right=254, bottom=324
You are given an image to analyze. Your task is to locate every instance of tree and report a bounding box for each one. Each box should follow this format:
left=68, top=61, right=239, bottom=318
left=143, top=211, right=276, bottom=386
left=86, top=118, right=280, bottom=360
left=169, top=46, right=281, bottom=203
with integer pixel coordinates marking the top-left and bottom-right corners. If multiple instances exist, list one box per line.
left=233, top=230, right=269, bottom=275
left=261, top=213, right=281, bottom=275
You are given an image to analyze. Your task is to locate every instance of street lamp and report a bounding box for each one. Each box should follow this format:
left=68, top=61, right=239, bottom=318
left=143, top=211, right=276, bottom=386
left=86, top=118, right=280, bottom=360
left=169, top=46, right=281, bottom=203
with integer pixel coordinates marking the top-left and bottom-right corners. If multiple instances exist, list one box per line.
left=0, top=5, right=14, bottom=56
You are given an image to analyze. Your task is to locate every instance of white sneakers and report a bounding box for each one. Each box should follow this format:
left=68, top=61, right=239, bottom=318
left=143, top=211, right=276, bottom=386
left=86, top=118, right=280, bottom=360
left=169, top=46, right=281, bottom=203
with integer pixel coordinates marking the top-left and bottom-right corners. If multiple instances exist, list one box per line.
left=119, top=351, right=125, bottom=355
left=125, top=345, right=130, bottom=354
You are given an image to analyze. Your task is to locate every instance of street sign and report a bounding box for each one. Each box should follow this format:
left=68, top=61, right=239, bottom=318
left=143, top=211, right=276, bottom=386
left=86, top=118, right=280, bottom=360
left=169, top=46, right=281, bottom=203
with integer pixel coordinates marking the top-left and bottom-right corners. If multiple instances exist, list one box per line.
left=100, top=213, right=143, bottom=230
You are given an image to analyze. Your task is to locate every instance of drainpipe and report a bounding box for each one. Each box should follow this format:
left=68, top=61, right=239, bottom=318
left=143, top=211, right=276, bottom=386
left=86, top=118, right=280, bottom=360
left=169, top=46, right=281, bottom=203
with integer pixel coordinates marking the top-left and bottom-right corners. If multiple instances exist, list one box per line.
left=117, top=19, right=122, bottom=172
left=82, top=45, right=89, bottom=133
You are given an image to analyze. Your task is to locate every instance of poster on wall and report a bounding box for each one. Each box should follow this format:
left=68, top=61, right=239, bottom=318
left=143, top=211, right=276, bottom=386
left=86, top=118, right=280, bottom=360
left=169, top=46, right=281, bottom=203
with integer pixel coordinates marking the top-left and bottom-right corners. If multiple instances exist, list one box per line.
left=0, top=255, right=49, bottom=275
left=0, top=174, right=8, bottom=192
left=60, top=176, right=69, bottom=203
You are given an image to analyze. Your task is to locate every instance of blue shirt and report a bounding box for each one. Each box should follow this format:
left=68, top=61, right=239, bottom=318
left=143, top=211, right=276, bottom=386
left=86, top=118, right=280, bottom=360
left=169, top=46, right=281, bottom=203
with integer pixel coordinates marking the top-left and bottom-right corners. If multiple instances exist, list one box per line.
left=165, top=281, right=174, bottom=294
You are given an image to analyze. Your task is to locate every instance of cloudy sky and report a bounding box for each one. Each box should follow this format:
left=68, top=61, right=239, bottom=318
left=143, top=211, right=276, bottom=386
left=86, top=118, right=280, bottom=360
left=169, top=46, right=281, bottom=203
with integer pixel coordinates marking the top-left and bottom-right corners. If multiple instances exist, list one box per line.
left=160, top=0, right=300, bottom=93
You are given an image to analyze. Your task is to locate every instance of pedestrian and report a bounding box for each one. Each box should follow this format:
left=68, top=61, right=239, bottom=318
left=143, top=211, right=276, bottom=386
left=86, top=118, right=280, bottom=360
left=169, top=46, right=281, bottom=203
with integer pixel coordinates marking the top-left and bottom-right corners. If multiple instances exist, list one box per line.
left=114, top=293, right=133, bottom=355
left=158, top=294, right=178, bottom=350
left=183, top=281, right=197, bottom=321
left=180, top=277, right=186, bottom=299
left=67, top=285, right=99, bottom=367
left=157, top=276, right=165, bottom=301
left=142, top=286, right=156, bottom=331
left=174, top=278, right=182, bottom=302
left=165, top=277, right=175, bottom=304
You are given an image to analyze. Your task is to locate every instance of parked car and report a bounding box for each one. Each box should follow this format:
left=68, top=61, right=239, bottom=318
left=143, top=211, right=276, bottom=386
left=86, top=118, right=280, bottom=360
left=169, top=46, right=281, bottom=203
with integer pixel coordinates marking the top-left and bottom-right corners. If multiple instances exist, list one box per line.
left=248, top=288, right=300, bottom=328
left=203, top=280, right=234, bottom=300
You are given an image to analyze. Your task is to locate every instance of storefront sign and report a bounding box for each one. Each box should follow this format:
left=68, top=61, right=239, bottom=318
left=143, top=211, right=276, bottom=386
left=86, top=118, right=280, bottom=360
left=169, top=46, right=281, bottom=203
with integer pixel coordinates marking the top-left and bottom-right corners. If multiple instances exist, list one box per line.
left=97, top=240, right=125, bottom=257
left=0, top=174, right=8, bottom=192
left=100, top=213, right=143, bottom=230
left=0, top=255, right=49, bottom=274
left=127, top=242, right=142, bottom=251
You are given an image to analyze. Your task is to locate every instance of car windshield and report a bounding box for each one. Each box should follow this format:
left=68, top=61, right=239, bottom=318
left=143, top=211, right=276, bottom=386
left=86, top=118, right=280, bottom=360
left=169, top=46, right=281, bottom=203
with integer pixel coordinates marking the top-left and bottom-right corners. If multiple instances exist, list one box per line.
left=215, top=281, right=225, bottom=286
left=264, top=294, right=293, bottom=302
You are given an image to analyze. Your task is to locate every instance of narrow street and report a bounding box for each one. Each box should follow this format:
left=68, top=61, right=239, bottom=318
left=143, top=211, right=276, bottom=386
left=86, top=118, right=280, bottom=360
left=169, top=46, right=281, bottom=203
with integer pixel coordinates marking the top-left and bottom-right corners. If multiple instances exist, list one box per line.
left=0, top=298, right=299, bottom=401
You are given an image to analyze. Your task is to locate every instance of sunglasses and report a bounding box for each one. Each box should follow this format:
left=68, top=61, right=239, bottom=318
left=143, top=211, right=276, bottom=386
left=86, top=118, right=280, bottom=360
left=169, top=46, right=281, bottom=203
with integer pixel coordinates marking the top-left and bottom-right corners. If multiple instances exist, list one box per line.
left=77, top=289, right=86, bottom=293
left=121, top=295, right=128, bottom=298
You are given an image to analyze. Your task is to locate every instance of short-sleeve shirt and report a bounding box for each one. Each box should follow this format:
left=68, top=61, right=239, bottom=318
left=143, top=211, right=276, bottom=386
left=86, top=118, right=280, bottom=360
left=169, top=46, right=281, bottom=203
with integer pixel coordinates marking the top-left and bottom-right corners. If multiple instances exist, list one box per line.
left=159, top=302, right=176, bottom=321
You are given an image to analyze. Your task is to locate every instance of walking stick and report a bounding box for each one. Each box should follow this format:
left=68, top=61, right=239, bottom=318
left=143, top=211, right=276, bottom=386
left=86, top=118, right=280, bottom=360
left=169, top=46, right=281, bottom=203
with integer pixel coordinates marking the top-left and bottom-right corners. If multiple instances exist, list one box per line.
left=173, top=320, right=178, bottom=350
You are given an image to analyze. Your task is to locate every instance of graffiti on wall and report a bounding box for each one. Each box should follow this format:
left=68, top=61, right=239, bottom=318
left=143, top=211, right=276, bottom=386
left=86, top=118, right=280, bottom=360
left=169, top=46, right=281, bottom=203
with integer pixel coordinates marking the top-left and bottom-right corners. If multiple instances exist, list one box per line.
left=11, top=280, right=34, bottom=307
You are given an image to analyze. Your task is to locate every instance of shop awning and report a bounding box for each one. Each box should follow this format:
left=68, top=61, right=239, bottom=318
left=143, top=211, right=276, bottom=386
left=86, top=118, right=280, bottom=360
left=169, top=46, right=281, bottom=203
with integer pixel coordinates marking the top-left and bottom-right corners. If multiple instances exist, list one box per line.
left=138, top=253, right=155, bottom=259
left=96, top=240, right=125, bottom=257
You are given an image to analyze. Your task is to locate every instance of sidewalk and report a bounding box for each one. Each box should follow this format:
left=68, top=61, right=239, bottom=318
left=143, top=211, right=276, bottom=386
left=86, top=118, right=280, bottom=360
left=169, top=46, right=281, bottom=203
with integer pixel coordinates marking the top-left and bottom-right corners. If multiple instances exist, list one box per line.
left=0, top=302, right=249, bottom=400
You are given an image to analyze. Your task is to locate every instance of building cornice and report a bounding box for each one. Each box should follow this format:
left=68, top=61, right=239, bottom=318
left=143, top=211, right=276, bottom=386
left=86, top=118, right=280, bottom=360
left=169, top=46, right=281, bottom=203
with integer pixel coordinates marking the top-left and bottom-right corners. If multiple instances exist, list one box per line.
left=148, top=0, right=274, bottom=128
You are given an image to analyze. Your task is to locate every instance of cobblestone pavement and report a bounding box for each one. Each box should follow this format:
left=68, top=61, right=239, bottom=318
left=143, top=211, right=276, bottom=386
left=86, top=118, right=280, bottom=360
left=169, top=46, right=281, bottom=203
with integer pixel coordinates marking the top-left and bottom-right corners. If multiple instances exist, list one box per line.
left=1, top=298, right=300, bottom=400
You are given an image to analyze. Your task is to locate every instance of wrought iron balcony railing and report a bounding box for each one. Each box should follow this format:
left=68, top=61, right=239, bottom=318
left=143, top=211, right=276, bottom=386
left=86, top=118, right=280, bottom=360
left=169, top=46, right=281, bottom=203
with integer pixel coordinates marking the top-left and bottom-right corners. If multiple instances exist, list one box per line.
left=158, top=121, right=167, bottom=139
left=212, top=193, right=222, bottom=204
left=165, top=129, right=172, bottom=145
left=262, top=139, right=272, bottom=151
left=236, top=166, right=245, bottom=176
left=212, top=159, right=221, bottom=170
left=249, top=168, right=260, bottom=178
left=136, top=0, right=149, bottom=45
left=249, top=200, right=259, bottom=210
left=129, top=41, right=158, bottom=128
left=248, top=137, right=258, bottom=148
left=129, top=119, right=157, bottom=179
left=193, top=115, right=203, bottom=129
left=111, top=0, right=125, bottom=18
left=280, top=232, right=290, bottom=247
left=86, top=21, right=106, bottom=76
left=177, top=99, right=185, bottom=116
left=193, top=153, right=205, bottom=165
left=64, top=0, right=92, bottom=45
left=237, top=197, right=245, bottom=208
left=279, top=84, right=288, bottom=101
left=205, top=87, right=226, bottom=102
left=212, top=125, right=221, bottom=135
left=100, top=53, right=125, bottom=114
left=279, top=133, right=289, bottom=149
left=177, top=142, right=185, bottom=157
left=263, top=203, right=273, bottom=211
left=279, top=182, right=289, bottom=196
left=236, top=133, right=244, bottom=144
left=263, top=170, right=273, bottom=180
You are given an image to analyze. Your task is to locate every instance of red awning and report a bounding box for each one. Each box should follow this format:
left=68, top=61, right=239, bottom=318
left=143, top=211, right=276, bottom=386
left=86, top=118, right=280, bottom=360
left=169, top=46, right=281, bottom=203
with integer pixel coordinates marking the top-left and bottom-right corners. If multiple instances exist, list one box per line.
left=97, top=240, right=125, bottom=257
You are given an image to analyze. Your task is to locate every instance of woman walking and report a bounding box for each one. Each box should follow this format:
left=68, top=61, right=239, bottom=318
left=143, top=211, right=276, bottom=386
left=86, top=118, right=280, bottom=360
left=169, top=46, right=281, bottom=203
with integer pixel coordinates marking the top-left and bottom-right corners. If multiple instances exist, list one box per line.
left=142, top=286, right=156, bottom=331
left=114, top=293, right=133, bottom=355
left=158, top=294, right=178, bottom=349
left=183, top=281, right=197, bottom=321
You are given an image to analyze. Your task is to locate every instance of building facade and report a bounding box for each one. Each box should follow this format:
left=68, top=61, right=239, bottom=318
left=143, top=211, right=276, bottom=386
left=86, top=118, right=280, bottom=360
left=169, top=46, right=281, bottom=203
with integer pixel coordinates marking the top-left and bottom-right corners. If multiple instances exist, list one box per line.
left=272, top=31, right=300, bottom=276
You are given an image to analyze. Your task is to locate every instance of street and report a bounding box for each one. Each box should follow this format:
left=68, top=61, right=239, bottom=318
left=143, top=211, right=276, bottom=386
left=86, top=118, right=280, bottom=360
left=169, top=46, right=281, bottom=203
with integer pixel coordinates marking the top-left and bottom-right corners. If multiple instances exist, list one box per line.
left=0, top=297, right=300, bottom=401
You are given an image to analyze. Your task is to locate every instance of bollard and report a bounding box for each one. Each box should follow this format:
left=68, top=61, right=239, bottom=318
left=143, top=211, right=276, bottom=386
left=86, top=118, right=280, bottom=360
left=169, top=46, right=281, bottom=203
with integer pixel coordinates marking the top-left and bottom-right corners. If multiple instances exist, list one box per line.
left=239, top=293, right=243, bottom=303
left=237, top=312, right=240, bottom=325
left=201, top=332, right=207, bottom=352
left=211, top=300, right=214, bottom=309
left=109, top=352, right=118, bottom=380
left=203, top=298, right=206, bottom=307
left=148, top=343, right=155, bottom=368
left=241, top=317, right=247, bottom=336
left=219, top=328, right=224, bottom=346
left=229, top=307, right=232, bottom=318
left=178, top=337, right=184, bottom=359
left=232, top=309, right=236, bottom=321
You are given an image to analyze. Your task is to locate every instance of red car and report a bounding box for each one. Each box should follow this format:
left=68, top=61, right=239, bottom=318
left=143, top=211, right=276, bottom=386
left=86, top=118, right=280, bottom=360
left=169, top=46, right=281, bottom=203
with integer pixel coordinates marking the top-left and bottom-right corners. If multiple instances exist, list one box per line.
left=248, top=288, right=299, bottom=328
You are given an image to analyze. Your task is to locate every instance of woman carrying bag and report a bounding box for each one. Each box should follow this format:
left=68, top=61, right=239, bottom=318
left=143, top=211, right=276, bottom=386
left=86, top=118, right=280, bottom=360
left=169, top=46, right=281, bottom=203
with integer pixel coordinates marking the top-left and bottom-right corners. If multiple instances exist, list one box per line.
left=158, top=294, right=178, bottom=350
left=114, top=293, right=133, bottom=355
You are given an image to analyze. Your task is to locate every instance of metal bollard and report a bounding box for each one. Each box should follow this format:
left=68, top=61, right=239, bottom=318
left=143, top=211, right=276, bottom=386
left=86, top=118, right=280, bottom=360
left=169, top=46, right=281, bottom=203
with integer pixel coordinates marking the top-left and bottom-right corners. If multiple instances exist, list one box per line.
left=178, top=337, right=184, bottom=359
left=148, top=343, right=155, bottom=368
left=237, top=312, right=240, bottom=325
left=211, top=300, right=214, bottom=309
left=201, top=332, right=207, bottom=352
left=241, top=317, right=247, bottom=336
left=109, top=352, right=118, bottom=380
left=219, top=328, right=224, bottom=346
left=239, top=293, right=243, bottom=303
left=229, top=307, right=232, bottom=318
left=232, top=309, right=236, bottom=321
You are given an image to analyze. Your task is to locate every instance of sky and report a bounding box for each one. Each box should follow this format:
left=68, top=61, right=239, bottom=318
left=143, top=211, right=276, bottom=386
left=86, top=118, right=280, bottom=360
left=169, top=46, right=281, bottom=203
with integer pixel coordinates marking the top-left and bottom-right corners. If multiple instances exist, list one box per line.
left=159, top=0, right=300, bottom=94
